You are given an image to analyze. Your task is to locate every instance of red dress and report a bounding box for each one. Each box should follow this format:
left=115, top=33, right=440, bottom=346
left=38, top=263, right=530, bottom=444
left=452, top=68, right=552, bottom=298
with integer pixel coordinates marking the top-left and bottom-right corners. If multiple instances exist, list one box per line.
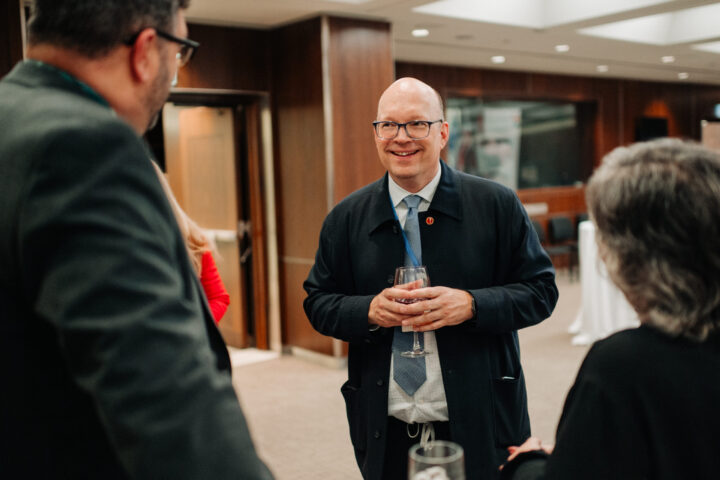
left=200, top=250, right=230, bottom=323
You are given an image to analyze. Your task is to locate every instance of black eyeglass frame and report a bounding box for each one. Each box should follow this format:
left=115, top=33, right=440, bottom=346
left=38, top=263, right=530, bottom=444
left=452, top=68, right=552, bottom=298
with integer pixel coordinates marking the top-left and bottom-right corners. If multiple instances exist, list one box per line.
left=372, top=119, right=444, bottom=140
left=124, top=28, right=200, bottom=67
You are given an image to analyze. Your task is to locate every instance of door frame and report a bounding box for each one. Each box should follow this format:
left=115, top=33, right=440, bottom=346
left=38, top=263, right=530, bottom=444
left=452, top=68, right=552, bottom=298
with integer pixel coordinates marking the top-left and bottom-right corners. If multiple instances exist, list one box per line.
left=166, top=88, right=281, bottom=352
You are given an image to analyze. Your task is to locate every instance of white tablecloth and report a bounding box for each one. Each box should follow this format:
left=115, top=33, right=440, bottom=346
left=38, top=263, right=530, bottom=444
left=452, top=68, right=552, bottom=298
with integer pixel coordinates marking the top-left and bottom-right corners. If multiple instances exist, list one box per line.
left=569, top=221, right=639, bottom=345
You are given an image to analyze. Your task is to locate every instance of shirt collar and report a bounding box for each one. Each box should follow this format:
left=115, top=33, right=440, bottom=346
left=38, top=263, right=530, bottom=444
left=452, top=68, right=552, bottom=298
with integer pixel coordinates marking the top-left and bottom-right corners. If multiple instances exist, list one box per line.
left=388, top=163, right=442, bottom=208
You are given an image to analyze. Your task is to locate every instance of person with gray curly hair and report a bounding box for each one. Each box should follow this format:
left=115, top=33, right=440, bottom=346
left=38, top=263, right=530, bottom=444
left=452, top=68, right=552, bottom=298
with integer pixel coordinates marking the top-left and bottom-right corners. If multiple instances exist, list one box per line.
left=588, top=138, right=720, bottom=341
left=500, top=138, right=720, bottom=480
left=0, top=1, right=272, bottom=478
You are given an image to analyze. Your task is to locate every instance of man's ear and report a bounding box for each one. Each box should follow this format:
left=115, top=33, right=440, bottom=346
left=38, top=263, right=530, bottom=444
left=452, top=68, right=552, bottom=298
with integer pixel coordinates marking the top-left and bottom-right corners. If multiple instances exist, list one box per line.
left=440, top=121, right=450, bottom=148
left=128, top=28, right=159, bottom=83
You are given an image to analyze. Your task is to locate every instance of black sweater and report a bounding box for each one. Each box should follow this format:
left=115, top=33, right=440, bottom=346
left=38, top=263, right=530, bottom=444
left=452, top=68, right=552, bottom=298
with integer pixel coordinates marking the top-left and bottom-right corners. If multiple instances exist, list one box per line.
left=502, top=325, right=720, bottom=479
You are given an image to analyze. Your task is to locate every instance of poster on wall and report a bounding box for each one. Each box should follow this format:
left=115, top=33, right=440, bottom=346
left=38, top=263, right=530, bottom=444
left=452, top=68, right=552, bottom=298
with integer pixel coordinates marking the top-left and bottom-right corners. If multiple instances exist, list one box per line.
left=447, top=98, right=586, bottom=189
left=447, top=105, right=521, bottom=190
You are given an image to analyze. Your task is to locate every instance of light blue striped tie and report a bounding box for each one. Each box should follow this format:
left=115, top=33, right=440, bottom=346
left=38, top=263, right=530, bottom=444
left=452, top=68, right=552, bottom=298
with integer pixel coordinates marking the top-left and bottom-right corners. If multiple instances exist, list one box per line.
left=392, top=195, right=426, bottom=396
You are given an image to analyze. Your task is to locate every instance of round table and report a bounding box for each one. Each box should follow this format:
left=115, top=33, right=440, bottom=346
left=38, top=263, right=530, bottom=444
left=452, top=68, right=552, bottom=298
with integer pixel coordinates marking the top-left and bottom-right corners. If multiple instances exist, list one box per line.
left=568, top=221, right=639, bottom=345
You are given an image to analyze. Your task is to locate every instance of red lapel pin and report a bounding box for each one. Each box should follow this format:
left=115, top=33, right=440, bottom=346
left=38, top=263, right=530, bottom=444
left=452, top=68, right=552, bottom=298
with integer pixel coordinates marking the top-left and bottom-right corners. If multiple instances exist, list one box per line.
left=426, top=217, right=435, bottom=225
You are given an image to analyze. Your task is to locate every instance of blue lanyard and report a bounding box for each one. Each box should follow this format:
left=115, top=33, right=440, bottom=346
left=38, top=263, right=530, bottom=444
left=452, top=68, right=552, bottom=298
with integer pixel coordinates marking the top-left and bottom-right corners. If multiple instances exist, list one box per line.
left=389, top=193, right=421, bottom=267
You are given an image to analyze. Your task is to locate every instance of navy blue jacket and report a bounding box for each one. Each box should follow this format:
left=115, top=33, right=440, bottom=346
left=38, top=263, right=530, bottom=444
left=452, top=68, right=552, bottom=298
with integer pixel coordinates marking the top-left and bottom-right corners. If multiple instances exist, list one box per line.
left=304, top=161, right=558, bottom=479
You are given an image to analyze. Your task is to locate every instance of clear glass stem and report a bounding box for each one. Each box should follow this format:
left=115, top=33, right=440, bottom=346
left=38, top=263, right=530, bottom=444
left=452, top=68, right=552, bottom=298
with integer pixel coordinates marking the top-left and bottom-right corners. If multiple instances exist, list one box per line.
left=412, top=331, right=422, bottom=352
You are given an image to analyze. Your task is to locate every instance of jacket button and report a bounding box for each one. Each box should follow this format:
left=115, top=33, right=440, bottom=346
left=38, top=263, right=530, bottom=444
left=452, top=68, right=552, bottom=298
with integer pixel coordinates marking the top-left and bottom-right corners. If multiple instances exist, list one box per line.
left=377, top=379, right=384, bottom=386
left=387, top=275, right=394, bottom=284
left=374, top=430, right=381, bottom=439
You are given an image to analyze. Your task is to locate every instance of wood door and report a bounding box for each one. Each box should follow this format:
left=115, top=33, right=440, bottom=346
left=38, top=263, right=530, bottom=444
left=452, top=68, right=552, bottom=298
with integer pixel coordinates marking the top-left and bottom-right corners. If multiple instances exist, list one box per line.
left=162, top=104, right=248, bottom=347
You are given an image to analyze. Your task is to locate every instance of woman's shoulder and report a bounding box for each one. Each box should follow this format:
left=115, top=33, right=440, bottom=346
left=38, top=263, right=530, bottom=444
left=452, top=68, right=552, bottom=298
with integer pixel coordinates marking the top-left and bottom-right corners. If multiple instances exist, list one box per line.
left=579, top=327, right=660, bottom=380
left=581, top=324, right=717, bottom=384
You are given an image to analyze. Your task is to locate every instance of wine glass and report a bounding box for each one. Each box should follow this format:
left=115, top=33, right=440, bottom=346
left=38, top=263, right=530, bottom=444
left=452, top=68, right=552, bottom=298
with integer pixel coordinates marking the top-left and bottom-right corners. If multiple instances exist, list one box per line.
left=394, top=265, right=430, bottom=357
left=408, top=440, right=465, bottom=480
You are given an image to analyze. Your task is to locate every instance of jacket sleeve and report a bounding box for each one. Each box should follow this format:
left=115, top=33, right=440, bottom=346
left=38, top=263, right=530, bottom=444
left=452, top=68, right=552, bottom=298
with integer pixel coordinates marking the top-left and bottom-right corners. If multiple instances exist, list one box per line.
left=466, top=192, right=558, bottom=334
left=303, top=214, right=378, bottom=344
left=200, top=250, right=231, bottom=323
left=19, top=123, right=273, bottom=479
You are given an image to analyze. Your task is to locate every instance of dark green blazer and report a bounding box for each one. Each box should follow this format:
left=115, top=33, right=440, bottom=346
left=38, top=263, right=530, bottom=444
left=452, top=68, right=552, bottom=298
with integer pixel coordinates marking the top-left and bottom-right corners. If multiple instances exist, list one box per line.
left=0, top=61, right=272, bottom=479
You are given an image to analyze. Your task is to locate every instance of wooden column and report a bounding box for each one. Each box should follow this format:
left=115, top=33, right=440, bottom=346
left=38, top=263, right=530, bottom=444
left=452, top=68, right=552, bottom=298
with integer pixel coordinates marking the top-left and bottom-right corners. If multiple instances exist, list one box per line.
left=273, top=16, right=393, bottom=356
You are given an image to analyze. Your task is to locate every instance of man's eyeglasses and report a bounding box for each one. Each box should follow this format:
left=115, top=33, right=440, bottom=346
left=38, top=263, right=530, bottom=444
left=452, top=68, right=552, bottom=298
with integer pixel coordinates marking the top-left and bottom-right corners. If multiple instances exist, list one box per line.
left=372, top=120, right=443, bottom=140
left=124, top=28, right=200, bottom=67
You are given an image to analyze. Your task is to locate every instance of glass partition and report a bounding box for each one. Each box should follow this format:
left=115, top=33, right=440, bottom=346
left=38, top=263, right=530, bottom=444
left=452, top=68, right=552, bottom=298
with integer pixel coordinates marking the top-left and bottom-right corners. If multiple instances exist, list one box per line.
left=445, top=98, right=594, bottom=190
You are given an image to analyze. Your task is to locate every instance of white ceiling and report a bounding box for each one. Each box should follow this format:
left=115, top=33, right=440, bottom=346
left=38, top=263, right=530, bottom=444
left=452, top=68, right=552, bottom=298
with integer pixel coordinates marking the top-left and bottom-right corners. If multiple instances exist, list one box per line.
left=185, top=0, right=720, bottom=85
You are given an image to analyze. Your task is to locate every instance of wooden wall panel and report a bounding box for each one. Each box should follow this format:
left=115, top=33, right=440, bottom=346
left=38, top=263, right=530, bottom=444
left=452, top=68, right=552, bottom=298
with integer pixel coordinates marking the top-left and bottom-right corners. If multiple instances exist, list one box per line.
left=328, top=17, right=392, bottom=203
left=271, top=18, right=329, bottom=349
left=180, top=23, right=271, bottom=92
left=528, top=72, right=594, bottom=99
left=589, top=79, right=622, bottom=158
left=621, top=81, right=695, bottom=142
left=282, top=263, right=333, bottom=355
left=273, top=16, right=393, bottom=354
left=272, top=18, right=326, bottom=260
left=1, top=0, right=23, bottom=77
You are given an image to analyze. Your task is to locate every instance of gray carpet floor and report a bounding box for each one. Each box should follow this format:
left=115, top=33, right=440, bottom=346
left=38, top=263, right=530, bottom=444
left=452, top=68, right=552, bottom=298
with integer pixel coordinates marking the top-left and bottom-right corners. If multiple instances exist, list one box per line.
left=232, top=275, right=589, bottom=479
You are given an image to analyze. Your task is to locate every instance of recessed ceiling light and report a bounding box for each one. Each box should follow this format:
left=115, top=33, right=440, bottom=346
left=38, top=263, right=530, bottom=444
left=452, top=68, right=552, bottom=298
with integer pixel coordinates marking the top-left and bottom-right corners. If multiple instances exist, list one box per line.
left=555, top=44, right=570, bottom=53
left=412, top=28, right=430, bottom=38
left=661, top=56, right=675, bottom=63
left=579, top=3, right=720, bottom=45
left=596, top=65, right=609, bottom=72
left=491, top=55, right=506, bottom=64
left=678, top=72, right=689, bottom=79
left=414, top=0, right=671, bottom=29
left=693, top=41, right=720, bottom=54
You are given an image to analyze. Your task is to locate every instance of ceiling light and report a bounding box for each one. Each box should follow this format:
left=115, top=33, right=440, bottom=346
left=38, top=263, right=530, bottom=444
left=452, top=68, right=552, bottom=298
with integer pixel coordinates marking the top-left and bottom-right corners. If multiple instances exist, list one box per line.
left=661, top=56, right=675, bottom=63
left=692, top=41, right=720, bottom=54
left=579, top=3, right=720, bottom=46
left=555, top=44, right=570, bottom=52
left=678, top=72, right=689, bottom=79
left=596, top=65, right=609, bottom=72
left=412, top=28, right=430, bottom=38
left=413, top=0, right=670, bottom=29
left=491, top=56, right=506, bottom=64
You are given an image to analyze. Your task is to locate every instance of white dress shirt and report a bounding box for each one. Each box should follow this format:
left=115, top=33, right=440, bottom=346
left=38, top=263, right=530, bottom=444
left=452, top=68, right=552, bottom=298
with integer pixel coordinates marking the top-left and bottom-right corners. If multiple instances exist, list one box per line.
left=386, top=166, right=449, bottom=424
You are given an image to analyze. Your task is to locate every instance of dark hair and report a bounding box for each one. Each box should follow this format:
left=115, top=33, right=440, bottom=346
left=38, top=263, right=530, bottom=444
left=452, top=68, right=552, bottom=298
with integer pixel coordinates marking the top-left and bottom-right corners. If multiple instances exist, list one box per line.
left=27, top=0, right=191, bottom=58
left=586, top=138, right=720, bottom=341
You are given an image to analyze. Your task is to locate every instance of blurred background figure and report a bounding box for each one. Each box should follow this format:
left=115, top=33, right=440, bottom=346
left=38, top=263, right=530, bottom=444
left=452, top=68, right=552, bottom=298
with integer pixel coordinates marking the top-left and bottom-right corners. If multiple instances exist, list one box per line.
left=501, top=138, right=720, bottom=480
left=455, top=127, right=479, bottom=176
left=152, top=161, right=230, bottom=323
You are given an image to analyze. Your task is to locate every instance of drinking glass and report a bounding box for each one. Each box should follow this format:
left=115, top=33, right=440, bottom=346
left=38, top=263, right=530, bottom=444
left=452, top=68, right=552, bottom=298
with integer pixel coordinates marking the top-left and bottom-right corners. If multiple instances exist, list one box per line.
left=394, top=265, right=430, bottom=357
left=408, top=440, right=465, bottom=480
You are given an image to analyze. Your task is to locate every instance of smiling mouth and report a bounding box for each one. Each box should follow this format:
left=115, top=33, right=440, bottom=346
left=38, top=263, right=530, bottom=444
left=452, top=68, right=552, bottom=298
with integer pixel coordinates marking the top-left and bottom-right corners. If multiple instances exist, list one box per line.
left=391, top=150, right=419, bottom=157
